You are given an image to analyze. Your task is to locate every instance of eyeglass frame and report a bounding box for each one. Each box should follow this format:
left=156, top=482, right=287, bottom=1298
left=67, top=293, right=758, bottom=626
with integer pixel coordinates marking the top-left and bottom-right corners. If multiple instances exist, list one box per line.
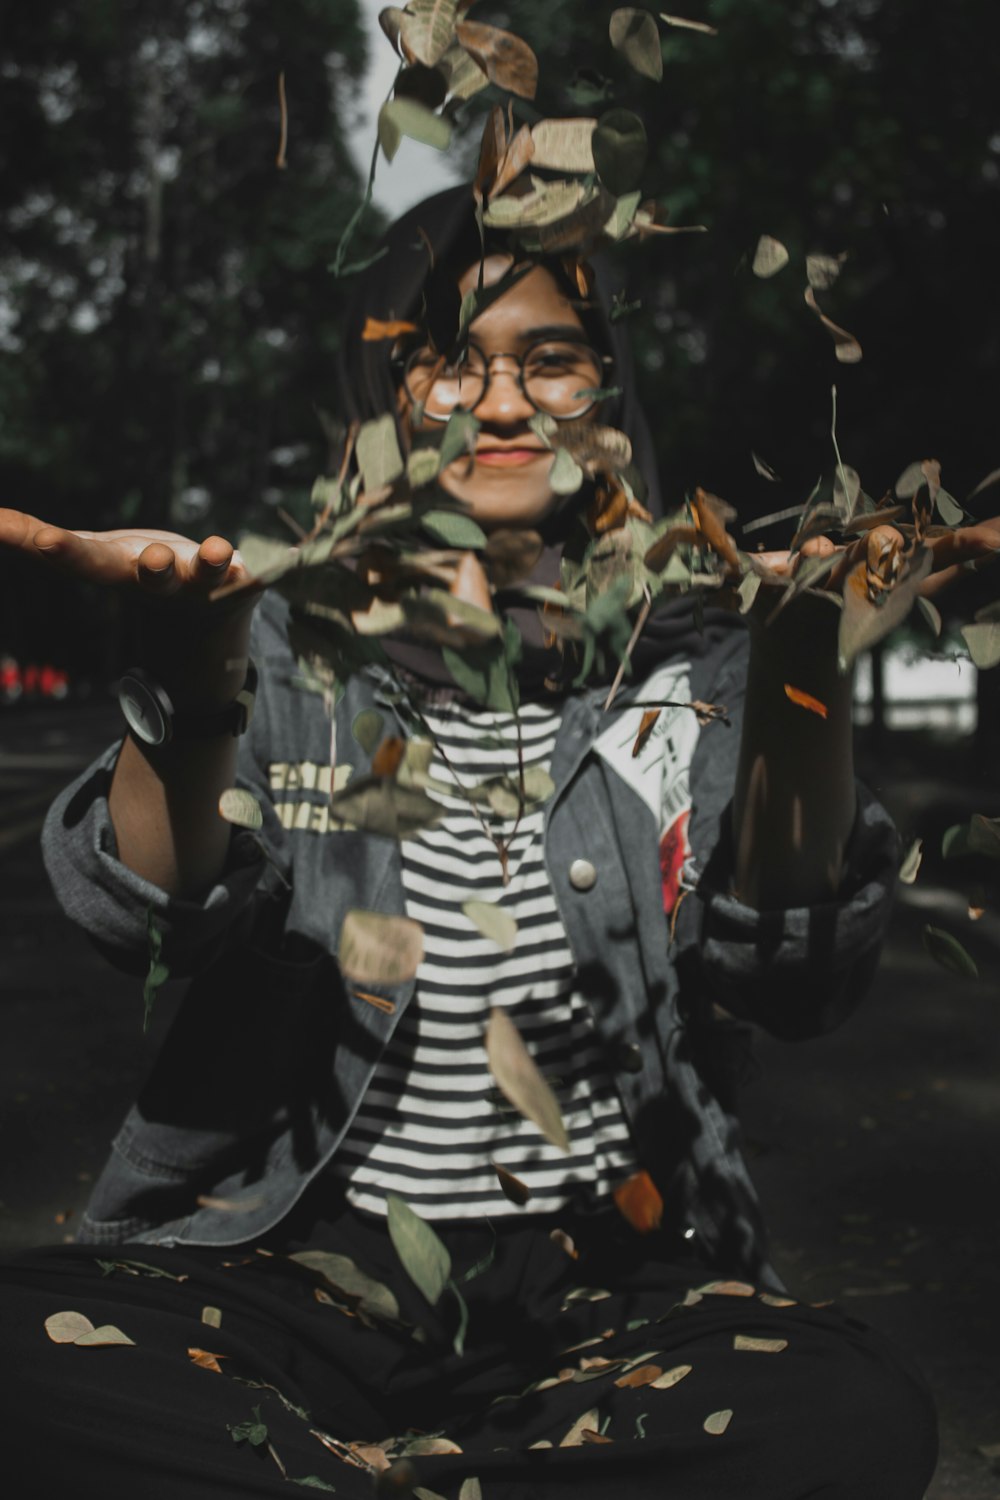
left=392, top=337, right=614, bottom=424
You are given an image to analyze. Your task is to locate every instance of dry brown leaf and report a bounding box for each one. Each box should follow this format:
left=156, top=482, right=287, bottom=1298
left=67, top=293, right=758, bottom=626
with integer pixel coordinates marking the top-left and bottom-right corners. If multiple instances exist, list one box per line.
left=531, top=118, right=597, bottom=174
left=449, top=551, right=494, bottom=614
left=362, top=318, right=419, bottom=342
left=456, top=19, right=538, bottom=99
left=580, top=1428, right=614, bottom=1444
left=613, top=1169, right=663, bottom=1232
left=644, top=523, right=699, bottom=573
left=195, top=1193, right=265, bottom=1213
left=651, top=1363, right=693, bottom=1389
left=187, top=1347, right=227, bottom=1373
left=733, top=1335, right=788, bottom=1353
left=44, top=1311, right=94, bottom=1344
left=632, top=709, right=661, bottom=757
left=494, top=1162, right=531, bottom=1206
left=659, top=13, right=718, bottom=34
left=783, top=684, right=828, bottom=719
left=614, top=1364, right=663, bottom=1389
left=491, top=123, right=536, bottom=199
left=474, top=105, right=507, bottom=200
left=405, top=1436, right=463, bottom=1456
left=351, top=1444, right=393, bottom=1473
left=758, top=1293, right=796, bottom=1308
left=372, top=736, right=406, bottom=779
left=703, top=1408, right=733, bottom=1436
left=550, top=1227, right=579, bottom=1260
left=339, top=910, right=425, bottom=986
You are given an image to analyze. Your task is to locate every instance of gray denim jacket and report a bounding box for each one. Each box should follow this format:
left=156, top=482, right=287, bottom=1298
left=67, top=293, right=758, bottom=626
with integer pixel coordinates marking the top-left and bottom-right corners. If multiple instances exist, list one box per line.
left=42, top=595, right=899, bottom=1274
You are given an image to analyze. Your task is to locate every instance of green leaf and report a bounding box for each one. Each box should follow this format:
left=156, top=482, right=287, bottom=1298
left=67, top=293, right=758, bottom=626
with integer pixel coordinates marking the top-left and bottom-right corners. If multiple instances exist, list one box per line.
left=609, top=8, right=664, bottom=82
left=899, top=838, right=923, bottom=885
left=961, top=621, right=1000, bottom=670
left=421, top=510, right=488, bottom=548
left=916, top=596, right=942, bottom=638
left=378, top=97, right=452, bottom=164
left=288, top=1250, right=401, bottom=1324
left=591, top=109, right=648, bottom=194
left=485, top=1007, right=571, bottom=1153
left=603, top=190, right=642, bottom=240
left=387, top=1195, right=452, bottom=1306
left=352, top=709, right=385, bottom=755
left=339, top=910, right=425, bottom=985
left=356, top=414, right=404, bottom=493
left=438, top=411, right=481, bottom=470
left=229, top=1405, right=269, bottom=1447
left=463, top=899, right=517, bottom=951
left=942, top=814, right=1000, bottom=861
left=549, top=448, right=585, bottom=495
left=442, top=640, right=517, bottom=713
left=922, top=924, right=979, bottom=979
left=407, top=447, right=442, bottom=489
left=142, top=908, right=168, bottom=1035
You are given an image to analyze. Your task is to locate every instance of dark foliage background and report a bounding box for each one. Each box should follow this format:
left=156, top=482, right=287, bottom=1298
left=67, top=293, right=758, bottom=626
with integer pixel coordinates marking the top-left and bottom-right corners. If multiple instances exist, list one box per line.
left=1, top=0, right=998, bottom=682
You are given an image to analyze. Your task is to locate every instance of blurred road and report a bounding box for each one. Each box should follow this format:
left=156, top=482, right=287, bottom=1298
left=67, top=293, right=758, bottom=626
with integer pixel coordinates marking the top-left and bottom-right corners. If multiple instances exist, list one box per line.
left=0, top=703, right=997, bottom=1497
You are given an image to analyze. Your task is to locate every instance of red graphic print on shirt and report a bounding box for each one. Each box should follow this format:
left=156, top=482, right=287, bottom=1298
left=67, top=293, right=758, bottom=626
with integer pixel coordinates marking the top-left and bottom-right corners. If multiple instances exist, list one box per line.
left=659, top=809, right=690, bottom=915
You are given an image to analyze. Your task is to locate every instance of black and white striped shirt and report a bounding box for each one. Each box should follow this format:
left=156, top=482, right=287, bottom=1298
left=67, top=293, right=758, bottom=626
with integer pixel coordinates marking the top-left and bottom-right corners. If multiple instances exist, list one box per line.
left=333, top=698, right=638, bottom=1219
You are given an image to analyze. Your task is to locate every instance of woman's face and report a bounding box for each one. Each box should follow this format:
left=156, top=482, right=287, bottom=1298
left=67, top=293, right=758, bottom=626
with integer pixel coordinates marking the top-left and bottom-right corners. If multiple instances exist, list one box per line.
left=399, top=255, right=595, bottom=531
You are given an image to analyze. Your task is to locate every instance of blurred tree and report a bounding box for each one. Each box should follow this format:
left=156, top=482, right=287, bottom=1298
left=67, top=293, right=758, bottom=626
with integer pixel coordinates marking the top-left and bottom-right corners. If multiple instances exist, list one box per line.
left=0, top=0, right=376, bottom=678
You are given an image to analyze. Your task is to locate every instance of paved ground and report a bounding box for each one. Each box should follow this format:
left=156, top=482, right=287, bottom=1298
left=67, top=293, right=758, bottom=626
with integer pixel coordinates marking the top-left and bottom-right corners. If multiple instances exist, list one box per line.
left=0, top=700, right=997, bottom=1497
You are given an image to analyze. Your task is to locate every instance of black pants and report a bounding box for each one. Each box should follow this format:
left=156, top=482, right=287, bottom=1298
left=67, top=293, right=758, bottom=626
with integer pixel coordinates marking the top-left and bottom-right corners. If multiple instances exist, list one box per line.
left=2, top=1202, right=936, bottom=1499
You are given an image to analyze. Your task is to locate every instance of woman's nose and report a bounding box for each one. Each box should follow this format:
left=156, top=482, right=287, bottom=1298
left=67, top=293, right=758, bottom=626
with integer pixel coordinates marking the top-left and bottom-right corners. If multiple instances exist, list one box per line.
left=472, top=358, right=533, bottom=423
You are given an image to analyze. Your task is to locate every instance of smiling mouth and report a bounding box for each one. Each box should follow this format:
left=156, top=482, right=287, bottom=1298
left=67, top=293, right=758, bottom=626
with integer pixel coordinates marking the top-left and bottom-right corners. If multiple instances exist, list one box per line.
left=474, top=447, right=547, bottom=467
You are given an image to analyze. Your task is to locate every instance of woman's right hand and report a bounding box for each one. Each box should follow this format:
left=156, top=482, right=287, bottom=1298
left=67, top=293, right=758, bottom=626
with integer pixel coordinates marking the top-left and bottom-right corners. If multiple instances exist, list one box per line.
left=0, top=508, right=259, bottom=707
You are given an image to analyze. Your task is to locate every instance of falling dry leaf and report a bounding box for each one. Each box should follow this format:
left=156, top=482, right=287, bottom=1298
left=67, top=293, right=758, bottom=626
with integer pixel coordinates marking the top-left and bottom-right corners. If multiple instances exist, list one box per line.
left=486, top=1007, right=571, bottom=1153
left=188, top=1347, right=227, bottom=1372
left=632, top=708, right=661, bottom=757
left=758, top=1293, right=796, bottom=1308
left=752, top=451, right=781, bottom=482
left=339, top=910, right=425, bottom=986
left=494, top=1162, right=531, bottom=1206
left=455, top=19, right=538, bottom=99
left=372, top=737, right=406, bottom=779
left=73, top=1325, right=135, bottom=1347
left=464, top=900, right=518, bottom=952
left=581, top=1428, right=615, bottom=1444
left=804, top=285, right=862, bottom=363
left=651, top=1363, right=693, bottom=1389
left=783, top=684, right=828, bottom=719
left=703, top=1409, right=733, bottom=1435
left=899, top=839, right=923, bottom=885
left=550, top=1228, right=579, bottom=1259
left=201, top=1306, right=222, bottom=1328
left=659, top=13, right=718, bottom=35
left=218, top=788, right=264, bottom=831
left=751, top=235, right=789, bottom=278
left=362, top=318, right=419, bottom=342
left=613, top=1170, right=663, bottom=1232
left=733, top=1335, right=788, bottom=1353
left=694, top=1280, right=755, bottom=1297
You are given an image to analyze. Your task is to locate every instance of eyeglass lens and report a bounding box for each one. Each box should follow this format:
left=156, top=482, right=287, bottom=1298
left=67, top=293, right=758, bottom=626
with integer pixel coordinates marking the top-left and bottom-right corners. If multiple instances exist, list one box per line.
left=405, top=341, right=605, bottom=420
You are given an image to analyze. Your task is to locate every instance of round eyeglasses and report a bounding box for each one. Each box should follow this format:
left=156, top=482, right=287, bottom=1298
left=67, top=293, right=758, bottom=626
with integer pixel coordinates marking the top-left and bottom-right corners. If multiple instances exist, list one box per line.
left=399, top=339, right=610, bottom=423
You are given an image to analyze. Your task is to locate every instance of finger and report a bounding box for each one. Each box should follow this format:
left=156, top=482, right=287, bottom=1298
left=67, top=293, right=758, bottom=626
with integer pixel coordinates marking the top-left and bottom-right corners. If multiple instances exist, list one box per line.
left=136, top=541, right=181, bottom=595
left=189, top=535, right=236, bottom=589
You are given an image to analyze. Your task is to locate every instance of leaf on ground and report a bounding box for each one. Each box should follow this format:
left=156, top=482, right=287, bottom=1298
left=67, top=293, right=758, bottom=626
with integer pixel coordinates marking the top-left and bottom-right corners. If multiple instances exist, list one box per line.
left=609, top=8, right=664, bottom=82
left=493, top=1162, right=531, bottom=1206
left=289, top=1250, right=401, bottom=1324
left=339, top=910, right=424, bottom=986
left=703, top=1408, right=733, bottom=1435
left=387, top=1194, right=452, bottom=1306
left=73, top=1325, right=135, bottom=1347
left=651, top=1363, right=693, bottom=1389
left=899, top=839, right=923, bottom=885
left=613, top=1170, right=663, bottom=1232
left=188, top=1347, right=227, bottom=1372
left=44, top=1311, right=95, bottom=1343
left=614, top=1364, right=663, bottom=1388
left=485, top=1007, right=571, bottom=1153
left=733, top=1335, right=788, bottom=1353
left=694, top=1280, right=755, bottom=1297
left=218, top=788, right=263, bottom=830
left=751, top=235, right=789, bottom=278
left=783, top=684, right=827, bottom=719
left=560, top=1408, right=601, bottom=1447
left=464, top=900, right=517, bottom=952
left=922, top=924, right=978, bottom=979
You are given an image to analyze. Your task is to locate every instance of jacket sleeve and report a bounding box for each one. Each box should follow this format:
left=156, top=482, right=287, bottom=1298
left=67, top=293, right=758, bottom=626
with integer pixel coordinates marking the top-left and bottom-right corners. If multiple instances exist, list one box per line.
left=671, top=623, right=901, bottom=1040
left=40, top=598, right=293, bottom=978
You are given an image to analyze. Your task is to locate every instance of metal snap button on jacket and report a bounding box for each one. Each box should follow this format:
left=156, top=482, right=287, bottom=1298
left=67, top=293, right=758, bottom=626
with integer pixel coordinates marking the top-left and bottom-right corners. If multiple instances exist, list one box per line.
left=568, top=858, right=597, bottom=891
left=615, top=1041, right=644, bottom=1074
